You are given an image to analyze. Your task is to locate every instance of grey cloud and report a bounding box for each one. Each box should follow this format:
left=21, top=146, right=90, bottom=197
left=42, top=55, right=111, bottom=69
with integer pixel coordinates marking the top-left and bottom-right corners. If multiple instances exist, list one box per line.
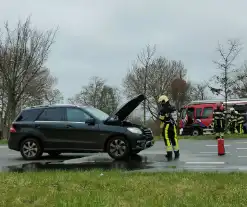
left=0, top=0, right=247, bottom=100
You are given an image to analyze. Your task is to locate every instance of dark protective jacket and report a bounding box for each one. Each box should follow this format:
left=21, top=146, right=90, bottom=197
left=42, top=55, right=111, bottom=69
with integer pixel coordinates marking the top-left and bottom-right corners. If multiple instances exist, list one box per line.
left=158, top=102, right=176, bottom=129
left=229, top=111, right=238, bottom=125
left=236, top=112, right=246, bottom=125
left=212, top=109, right=225, bottom=128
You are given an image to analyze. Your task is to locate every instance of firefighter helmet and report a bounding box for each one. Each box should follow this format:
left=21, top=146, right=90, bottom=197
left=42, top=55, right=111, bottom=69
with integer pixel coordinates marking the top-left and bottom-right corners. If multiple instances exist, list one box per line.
left=158, top=95, right=169, bottom=103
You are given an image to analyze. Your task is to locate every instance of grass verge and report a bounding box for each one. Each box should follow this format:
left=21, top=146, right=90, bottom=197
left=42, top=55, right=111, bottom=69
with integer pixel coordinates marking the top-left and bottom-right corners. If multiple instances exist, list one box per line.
left=155, top=134, right=247, bottom=140
left=0, top=139, right=7, bottom=144
left=0, top=170, right=247, bottom=206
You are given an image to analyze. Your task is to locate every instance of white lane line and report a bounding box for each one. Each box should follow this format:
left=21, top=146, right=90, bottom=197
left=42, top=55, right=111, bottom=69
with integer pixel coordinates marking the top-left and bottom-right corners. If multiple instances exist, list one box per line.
left=206, top=145, right=231, bottom=147
left=0, top=146, right=7, bottom=148
left=139, top=150, right=165, bottom=155
left=199, top=152, right=230, bottom=154
left=238, top=156, right=247, bottom=158
left=236, top=142, right=247, bottom=144
left=185, top=161, right=225, bottom=164
left=236, top=148, right=247, bottom=150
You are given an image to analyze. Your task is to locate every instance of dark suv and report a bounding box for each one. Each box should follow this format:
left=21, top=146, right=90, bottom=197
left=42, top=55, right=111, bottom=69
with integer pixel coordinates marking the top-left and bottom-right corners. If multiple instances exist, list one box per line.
left=8, top=94, right=154, bottom=160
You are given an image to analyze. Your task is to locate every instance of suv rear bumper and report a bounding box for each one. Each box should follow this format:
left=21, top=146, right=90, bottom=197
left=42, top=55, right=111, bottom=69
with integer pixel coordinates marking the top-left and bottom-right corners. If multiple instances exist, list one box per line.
left=8, top=134, right=21, bottom=151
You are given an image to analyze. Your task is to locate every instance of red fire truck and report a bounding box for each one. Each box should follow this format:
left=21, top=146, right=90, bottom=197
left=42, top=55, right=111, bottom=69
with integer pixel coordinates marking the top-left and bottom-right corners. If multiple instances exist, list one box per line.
left=179, top=99, right=247, bottom=136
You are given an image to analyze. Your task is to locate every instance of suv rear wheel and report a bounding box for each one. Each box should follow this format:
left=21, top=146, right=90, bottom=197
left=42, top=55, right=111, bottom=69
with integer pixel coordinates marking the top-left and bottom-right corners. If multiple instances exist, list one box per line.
left=20, top=138, right=43, bottom=160
left=106, top=137, right=130, bottom=160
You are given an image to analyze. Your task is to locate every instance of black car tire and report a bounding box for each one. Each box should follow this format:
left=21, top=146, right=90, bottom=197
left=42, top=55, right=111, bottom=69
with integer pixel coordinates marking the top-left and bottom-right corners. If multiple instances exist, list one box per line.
left=20, top=138, right=43, bottom=160
left=48, top=152, right=61, bottom=157
left=192, top=129, right=200, bottom=136
left=106, top=137, right=130, bottom=160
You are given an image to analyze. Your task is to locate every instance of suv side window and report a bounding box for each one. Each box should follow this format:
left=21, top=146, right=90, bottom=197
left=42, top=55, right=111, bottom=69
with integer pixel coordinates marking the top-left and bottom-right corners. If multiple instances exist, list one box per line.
left=16, top=109, right=43, bottom=122
left=66, top=108, right=91, bottom=122
left=202, top=107, right=213, bottom=118
left=36, top=108, right=65, bottom=121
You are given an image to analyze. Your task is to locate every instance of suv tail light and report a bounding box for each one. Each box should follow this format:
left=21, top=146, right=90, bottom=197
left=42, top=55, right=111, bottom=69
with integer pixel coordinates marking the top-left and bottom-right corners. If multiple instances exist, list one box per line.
left=10, top=125, right=16, bottom=133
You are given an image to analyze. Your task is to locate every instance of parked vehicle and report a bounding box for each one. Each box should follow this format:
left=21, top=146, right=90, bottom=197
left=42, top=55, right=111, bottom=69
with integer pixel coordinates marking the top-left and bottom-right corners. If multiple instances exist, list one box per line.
left=179, top=99, right=247, bottom=136
left=8, top=94, right=154, bottom=160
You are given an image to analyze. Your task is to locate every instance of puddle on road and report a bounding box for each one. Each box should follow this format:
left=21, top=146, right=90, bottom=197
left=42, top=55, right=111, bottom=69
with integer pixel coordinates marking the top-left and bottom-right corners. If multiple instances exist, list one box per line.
left=2, top=155, right=179, bottom=173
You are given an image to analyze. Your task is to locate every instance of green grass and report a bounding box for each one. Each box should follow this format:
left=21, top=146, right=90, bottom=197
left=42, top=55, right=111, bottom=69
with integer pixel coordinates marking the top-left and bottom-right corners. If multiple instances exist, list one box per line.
left=0, top=139, right=7, bottom=144
left=155, top=134, right=247, bottom=140
left=1, top=170, right=247, bottom=206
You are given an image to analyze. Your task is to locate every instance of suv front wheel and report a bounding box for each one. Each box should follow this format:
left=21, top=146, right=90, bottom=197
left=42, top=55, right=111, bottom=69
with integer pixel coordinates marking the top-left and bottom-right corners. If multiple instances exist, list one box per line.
left=106, top=137, right=130, bottom=160
left=20, top=138, right=43, bottom=160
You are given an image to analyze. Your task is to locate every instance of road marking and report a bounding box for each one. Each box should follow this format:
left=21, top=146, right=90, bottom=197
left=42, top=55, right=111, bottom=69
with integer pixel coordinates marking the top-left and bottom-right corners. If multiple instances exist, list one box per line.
left=236, top=142, right=247, bottom=144
left=185, top=161, right=225, bottom=164
left=199, top=152, right=230, bottom=154
left=236, top=148, right=247, bottom=150
left=0, top=146, right=7, bottom=148
left=238, top=156, right=247, bottom=158
left=139, top=150, right=165, bottom=155
left=206, top=145, right=231, bottom=147
left=8, top=154, right=19, bottom=156
left=238, top=167, right=247, bottom=170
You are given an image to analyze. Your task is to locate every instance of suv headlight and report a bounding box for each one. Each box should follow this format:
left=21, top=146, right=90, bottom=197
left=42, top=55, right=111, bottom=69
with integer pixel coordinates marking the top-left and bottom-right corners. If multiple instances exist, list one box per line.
left=127, top=127, right=142, bottom=134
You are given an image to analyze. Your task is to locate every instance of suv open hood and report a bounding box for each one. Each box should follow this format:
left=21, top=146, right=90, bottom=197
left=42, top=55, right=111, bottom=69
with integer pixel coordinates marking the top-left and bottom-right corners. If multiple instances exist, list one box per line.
left=105, top=94, right=146, bottom=122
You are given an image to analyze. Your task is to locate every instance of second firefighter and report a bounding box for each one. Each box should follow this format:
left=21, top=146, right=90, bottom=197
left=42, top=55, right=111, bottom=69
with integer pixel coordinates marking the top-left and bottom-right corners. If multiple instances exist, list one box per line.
left=212, top=102, right=225, bottom=139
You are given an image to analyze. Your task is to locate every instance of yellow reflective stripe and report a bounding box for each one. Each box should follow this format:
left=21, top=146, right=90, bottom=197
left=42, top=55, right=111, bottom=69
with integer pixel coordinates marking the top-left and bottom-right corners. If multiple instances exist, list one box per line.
left=165, top=124, right=170, bottom=146
left=173, top=125, right=179, bottom=151
left=165, top=124, right=172, bottom=151
left=160, top=122, right=164, bottom=128
left=159, top=115, right=165, bottom=121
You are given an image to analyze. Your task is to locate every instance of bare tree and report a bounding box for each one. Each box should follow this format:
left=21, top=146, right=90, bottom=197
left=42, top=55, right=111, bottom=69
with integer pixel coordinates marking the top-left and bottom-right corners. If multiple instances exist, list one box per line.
left=134, top=44, right=156, bottom=125
left=232, top=63, right=247, bottom=98
left=190, top=81, right=210, bottom=100
left=0, top=16, right=57, bottom=138
left=68, top=76, right=120, bottom=114
left=210, top=39, right=242, bottom=112
left=123, top=56, right=190, bottom=120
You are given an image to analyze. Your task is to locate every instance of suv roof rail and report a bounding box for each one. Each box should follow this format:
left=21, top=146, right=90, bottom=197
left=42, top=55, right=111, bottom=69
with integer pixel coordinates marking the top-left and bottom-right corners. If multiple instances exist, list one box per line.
left=24, top=103, right=78, bottom=110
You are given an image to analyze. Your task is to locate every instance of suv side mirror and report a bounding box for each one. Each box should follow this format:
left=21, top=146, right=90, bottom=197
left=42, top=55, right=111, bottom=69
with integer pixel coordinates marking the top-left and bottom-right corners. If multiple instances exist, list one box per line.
left=85, top=118, right=95, bottom=125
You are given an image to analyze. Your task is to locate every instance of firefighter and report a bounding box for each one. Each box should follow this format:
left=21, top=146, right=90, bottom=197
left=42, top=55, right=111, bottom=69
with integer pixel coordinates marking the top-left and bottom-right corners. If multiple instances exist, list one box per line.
left=229, top=108, right=238, bottom=134
left=212, top=102, right=225, bottom=139
left=158, top=95, right=179, bottom=161
left=236, top=111, right=246, bottom=134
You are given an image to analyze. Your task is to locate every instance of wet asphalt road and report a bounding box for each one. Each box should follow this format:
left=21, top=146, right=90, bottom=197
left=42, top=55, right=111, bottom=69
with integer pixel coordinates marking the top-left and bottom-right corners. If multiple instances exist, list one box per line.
left=2, top=139, right=247, bottom=172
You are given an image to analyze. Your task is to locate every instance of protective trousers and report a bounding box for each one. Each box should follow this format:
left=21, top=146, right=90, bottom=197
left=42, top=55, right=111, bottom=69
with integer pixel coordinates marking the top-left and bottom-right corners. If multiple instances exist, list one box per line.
left=230, top=122, right=238, bottom=134
left=161, top=123, right=179, bottom=159
left=237, top=123, right=244, bottom=134
left=215, top=119, right=224, bottom=138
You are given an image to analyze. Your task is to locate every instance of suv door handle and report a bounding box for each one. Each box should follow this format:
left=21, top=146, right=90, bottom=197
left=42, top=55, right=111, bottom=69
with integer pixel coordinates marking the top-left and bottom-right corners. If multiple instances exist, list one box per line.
left=66, top=124, right=73, bottom=128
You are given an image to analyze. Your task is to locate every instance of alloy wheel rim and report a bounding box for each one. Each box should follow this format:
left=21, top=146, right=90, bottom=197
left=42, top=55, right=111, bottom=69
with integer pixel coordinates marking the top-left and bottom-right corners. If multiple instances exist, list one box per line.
left=23, top=141, right=38, bottom=158
left=109, top=139, right=126, bottom=157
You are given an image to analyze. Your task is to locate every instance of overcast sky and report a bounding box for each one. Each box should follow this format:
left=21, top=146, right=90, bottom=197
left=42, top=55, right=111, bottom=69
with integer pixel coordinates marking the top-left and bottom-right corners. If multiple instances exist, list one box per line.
left=1, top=0, right=247, bottom=100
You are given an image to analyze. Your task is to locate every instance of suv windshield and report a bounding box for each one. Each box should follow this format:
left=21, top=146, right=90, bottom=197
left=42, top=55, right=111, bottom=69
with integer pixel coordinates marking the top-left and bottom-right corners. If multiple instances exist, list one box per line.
left=83, top=107, right=109, bottom=120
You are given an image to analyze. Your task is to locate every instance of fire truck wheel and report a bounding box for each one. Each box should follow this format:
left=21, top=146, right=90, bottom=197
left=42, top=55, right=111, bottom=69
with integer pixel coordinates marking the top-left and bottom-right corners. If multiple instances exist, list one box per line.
left=192, top=129, right=200, bottom=136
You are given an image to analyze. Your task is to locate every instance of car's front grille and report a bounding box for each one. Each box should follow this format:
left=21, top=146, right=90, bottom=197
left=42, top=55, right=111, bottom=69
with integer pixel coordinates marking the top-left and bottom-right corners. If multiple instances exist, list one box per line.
left=143, top=128, right=153, bottom=139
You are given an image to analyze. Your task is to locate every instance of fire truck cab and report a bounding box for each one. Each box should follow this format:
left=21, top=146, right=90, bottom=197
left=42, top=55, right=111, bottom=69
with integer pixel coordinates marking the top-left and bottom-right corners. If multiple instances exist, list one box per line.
left=179, top=99, right=247, bottom=136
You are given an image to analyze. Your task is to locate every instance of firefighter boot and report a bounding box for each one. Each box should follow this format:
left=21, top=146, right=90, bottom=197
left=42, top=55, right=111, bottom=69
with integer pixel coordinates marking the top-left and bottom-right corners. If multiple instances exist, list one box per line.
left=165, top=151, right=173, bottom=161
left=174, top=150, right=180, bottom=159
